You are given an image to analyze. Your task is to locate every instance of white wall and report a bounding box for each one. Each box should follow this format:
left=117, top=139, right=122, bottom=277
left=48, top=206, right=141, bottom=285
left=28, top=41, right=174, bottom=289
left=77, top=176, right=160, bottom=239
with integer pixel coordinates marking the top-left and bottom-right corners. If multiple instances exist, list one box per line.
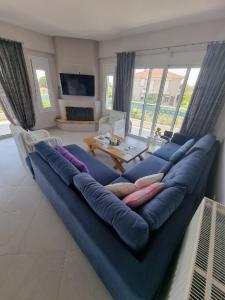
left=0, top=20, right=55, bottom=54
left=213, top=99, right=225, bottom=204
left=54, top=37, right=99, bottom=102
left=99, top=18, right=225, bottom=59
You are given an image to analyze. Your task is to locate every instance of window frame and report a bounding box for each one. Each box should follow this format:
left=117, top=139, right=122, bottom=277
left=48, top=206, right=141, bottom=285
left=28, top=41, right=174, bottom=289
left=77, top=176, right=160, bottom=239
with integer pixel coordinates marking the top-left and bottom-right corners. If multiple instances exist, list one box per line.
left=30, top=56, right=55, bottom=112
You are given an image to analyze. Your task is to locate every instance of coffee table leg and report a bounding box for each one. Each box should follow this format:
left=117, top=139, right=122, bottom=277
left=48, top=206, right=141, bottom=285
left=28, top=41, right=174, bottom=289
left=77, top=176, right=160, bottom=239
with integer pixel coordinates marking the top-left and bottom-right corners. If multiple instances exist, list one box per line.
left=112, top=157, right=126, bottom=173
left=139, top=154, right=144, bottom=161
left=88, top=145, right=96, bottom=156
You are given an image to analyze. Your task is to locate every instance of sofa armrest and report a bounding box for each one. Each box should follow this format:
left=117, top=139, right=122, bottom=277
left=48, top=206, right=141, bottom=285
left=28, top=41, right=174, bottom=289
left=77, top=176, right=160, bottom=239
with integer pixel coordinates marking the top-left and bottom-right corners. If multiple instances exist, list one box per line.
left=99, top=116, right=109, bottom=125
left=33, top=129, right=50, bottom=139
left=25, top=136, right=63, bottom=152
left=171, top=133, right=191, bottom=145
left=43, top=136, right=63, bottom=147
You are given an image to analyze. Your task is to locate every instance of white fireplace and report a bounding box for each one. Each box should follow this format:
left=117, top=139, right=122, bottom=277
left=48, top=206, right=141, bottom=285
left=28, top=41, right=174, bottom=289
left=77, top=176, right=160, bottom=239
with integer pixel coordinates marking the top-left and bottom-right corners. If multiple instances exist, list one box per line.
left=58, top=98, right=101, bottom=121
left=56, top=99, right=101, bottom=131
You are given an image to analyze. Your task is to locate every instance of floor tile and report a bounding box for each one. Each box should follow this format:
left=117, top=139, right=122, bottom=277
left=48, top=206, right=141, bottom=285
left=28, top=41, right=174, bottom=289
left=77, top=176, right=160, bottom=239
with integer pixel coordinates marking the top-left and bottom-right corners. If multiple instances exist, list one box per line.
left=58, top=250, right=112, bottom=300
left=18, top=195, right=76, bottom=254
left=0, top=209, right=35, bottom=255
left=0, top=253, right=65, bottom=300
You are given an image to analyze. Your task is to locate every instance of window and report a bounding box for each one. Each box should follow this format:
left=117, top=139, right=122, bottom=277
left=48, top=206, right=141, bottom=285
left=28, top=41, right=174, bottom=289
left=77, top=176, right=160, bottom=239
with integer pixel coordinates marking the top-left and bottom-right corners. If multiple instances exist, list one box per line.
left=30, top=56, right=54, bottom=111
left=36, top=70, right=51, bottom=109
left=129, top=67, right=200, bottom=138
left=105, top=75, right=114, bottom=110
left=130, top=68, right=164, bottom=137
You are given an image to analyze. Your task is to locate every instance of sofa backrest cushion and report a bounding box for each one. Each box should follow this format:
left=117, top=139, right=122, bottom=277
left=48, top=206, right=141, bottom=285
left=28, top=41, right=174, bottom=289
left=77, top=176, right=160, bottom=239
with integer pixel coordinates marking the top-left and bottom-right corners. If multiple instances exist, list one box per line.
left=170, top=138, right=195, bottom=163
left=158, top=161, right=173, bottom=174
left=73, top=173, right=149, bottom=252
left=35, top=142, right=79, bottom=186
left=123, top=154, right=167, bottom=182
left=171, top=133, right=191, bottom=145
left=163, top=149, right=206, bottom=194
left=153, top=143, right=180, bottom=161
left=186, top=134, right=216, bottom=155
left=136, top=185, right=186, bottom=230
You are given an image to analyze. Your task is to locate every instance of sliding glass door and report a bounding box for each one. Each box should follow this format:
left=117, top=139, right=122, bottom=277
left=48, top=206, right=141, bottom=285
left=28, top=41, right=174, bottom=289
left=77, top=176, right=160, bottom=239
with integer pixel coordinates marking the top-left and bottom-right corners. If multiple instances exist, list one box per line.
left=173, top=68, right=200, bottom=132
left=154, top=68, right=188, bottom=133
left=129, top=67, right=200, bottom=138
left=130, top=68, right=164, bottom=137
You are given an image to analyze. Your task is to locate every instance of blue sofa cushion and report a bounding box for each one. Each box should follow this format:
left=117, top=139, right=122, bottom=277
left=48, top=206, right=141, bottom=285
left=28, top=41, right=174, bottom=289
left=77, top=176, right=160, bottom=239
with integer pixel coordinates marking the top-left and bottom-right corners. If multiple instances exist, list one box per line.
left=35, top=142, right=79, bottom=185
left=123, top=154, right=167, bottom=182
left=73, top=173, right=149, bottom=252
left=65, top=144, right=119, bottom=185
left=110, top=176, right=131, bottom=184
left=171, top=133, right=192, bottom=145
left=186, top=134, right=216, bottom=155
left=153, top=143, right=180, bottom=161
left=158, top=161, right=173, bottom=174
left=136, top=186, right=186, bottom=230
left=170, top=138, right=195, bottom=163
left=163, top=149, right=206, bottom=194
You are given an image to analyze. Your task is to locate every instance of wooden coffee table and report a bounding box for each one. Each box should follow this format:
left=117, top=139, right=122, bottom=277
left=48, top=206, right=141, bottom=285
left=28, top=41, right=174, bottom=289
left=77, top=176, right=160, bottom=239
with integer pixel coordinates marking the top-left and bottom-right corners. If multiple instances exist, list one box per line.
left=84, top=133, right=148, bottom=173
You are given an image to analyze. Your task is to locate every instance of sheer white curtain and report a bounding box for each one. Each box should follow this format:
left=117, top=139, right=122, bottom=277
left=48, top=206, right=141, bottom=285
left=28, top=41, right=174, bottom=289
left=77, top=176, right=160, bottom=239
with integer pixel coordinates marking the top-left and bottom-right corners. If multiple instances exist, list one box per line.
left=0, top=83, right=18, bottom=125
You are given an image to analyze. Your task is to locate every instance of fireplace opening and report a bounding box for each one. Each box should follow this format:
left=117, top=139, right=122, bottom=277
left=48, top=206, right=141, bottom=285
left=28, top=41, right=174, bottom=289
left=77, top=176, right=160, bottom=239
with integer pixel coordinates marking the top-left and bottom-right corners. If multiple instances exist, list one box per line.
left=66, top=107, right=94, bottom=121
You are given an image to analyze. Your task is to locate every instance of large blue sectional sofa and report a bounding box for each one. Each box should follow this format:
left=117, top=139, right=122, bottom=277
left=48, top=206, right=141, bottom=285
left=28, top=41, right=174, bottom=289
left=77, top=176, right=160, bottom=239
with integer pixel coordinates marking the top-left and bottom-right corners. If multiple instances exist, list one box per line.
left=28, top=133, right=219, bottom=300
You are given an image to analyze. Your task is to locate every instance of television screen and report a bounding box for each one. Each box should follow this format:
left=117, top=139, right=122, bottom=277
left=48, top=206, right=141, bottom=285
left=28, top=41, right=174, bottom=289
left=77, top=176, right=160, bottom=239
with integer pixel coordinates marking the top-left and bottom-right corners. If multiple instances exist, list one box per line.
left=60, top=73, right=95, bottom=96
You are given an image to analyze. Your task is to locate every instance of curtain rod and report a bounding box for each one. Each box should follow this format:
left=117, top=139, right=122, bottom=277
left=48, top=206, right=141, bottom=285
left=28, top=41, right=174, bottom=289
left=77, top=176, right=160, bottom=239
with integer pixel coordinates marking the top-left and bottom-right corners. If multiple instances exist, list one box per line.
left=115, top=40, right=225, bottom=54
left=0, top=36, right=24, bottom=44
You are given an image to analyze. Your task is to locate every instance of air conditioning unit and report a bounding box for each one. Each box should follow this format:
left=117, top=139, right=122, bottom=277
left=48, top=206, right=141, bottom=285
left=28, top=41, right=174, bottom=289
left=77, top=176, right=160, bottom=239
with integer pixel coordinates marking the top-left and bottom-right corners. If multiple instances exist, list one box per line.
left=165, top=197, right=225, bottom=300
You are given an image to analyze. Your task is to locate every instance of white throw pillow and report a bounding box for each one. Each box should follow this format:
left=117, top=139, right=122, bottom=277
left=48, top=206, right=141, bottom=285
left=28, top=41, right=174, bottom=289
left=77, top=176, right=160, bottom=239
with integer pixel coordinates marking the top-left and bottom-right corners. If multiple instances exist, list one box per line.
left=135, top=173, right=164, bottom=189
left=106, top=182, right=137, bottom=198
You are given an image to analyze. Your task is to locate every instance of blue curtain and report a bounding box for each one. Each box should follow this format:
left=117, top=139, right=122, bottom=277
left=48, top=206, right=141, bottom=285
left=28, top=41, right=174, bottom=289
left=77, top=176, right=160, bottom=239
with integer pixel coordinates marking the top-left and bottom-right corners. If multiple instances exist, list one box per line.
left=181, top=42, right=225, bottom=137
left=113, top=52, right=135, bottom=134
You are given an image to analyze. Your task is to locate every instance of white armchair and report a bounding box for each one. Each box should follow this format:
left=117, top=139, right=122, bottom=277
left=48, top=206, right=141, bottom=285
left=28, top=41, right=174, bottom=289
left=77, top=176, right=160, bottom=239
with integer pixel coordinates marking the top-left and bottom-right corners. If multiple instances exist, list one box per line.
left=99, top=110, right=126, bottom=137
left=10, top=124, right=63, bottom=165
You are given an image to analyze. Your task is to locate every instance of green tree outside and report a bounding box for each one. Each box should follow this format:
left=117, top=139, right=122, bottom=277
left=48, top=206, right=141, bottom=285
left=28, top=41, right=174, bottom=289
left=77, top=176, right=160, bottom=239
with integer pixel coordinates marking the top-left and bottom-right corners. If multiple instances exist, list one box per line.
left=38, top=76, right=48, bottom=89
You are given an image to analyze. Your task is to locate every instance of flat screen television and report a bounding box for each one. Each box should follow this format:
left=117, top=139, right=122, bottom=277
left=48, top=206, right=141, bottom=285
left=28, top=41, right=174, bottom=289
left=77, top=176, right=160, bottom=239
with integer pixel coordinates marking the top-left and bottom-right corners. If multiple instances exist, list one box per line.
left=60, top=73, right=95, bottom=96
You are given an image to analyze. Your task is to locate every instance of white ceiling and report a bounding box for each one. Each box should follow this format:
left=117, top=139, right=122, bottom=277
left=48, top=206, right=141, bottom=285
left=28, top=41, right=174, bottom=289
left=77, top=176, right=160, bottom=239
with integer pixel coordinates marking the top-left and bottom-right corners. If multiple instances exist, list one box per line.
left=0, top=0, right=225, bottom=41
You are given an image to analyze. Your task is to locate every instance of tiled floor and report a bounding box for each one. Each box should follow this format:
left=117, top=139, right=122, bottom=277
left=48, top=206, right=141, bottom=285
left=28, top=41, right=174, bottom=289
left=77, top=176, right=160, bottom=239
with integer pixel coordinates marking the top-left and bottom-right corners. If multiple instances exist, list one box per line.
left=0, top=130, right=113, bottom=300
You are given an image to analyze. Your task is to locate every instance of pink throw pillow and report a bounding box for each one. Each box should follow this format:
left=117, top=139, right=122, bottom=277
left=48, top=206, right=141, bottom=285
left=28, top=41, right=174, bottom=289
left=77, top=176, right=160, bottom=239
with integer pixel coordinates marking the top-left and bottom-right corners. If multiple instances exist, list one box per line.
left=122, top=182, right=165, bottom=208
